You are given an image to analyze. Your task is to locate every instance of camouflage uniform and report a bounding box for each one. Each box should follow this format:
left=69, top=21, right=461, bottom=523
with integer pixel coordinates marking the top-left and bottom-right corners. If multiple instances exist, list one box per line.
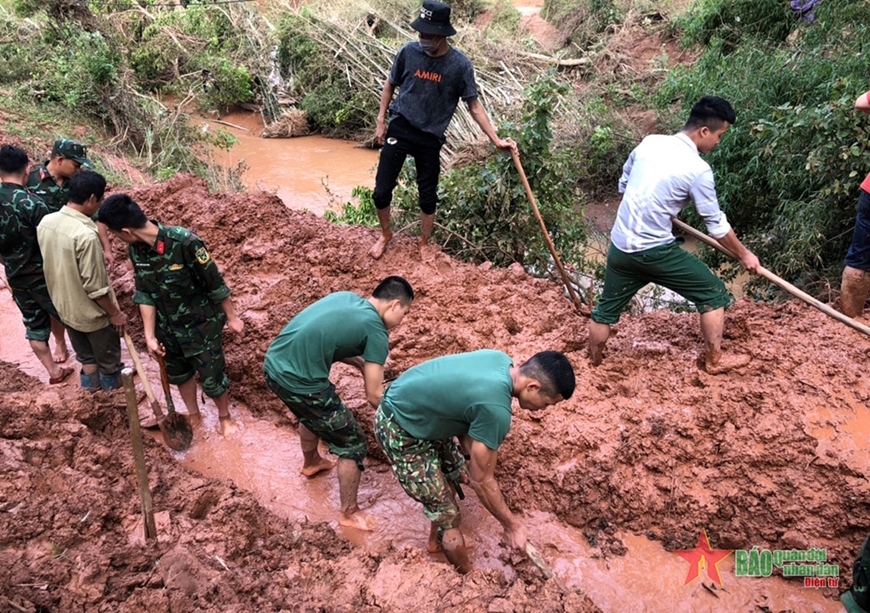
left=264, top=373, right=368, bottom=470
left=26, top=140, right=91, bottom=212
left=373, top=404, right=466, bottom=531
left=0, top=183, right=59, bottom=341
left=130, top=223, right=231, bottom=397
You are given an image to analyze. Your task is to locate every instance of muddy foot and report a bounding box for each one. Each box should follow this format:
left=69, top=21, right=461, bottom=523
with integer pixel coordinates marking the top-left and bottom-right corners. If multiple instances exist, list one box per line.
left=705, top=353, right=751, bottom=374
left=188, top=411, right=203, bottom=428
left=301, top=457, right=337, bottom=478
left=53, top=344, right=70, bottom=363
left=369, top=234, right=392, bottom=260
left=427, top=539, right=442, bottom=553
left=339, top=510, right=376, bottom=531
left=219, top=416, right=238, bottom=437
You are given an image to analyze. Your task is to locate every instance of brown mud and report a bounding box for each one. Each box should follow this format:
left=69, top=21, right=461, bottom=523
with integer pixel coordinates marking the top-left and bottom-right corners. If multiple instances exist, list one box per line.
left=2, top=173, right=870, bottom=612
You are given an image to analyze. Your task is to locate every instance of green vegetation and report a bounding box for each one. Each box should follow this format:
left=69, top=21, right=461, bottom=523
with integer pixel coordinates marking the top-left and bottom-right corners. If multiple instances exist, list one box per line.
left=657, top=0, right=870, bottom=290
left=2, top=0, right=868, bottom=300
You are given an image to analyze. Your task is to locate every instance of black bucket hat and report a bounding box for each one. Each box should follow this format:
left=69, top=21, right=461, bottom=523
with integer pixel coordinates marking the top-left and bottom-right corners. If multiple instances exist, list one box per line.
left=410, top=1, right=456, bottom=37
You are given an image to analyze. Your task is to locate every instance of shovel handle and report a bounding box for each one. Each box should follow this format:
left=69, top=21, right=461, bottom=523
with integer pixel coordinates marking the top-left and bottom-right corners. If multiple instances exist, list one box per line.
left=123, top=333, right=165, bottom=419
left=156, top=354, right=178, bottom=415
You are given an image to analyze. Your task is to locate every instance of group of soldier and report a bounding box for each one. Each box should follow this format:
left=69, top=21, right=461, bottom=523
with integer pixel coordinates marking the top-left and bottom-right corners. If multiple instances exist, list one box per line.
left=0, top=140, right=244, bottom=435
left=3, top=0, right=869, bottom=578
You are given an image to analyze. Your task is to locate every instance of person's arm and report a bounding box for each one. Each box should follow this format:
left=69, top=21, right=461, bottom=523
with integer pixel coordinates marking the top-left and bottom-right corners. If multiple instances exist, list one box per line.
left=362, top=361, right=385, bottom=408
left=219, top=296, right=244, bottom=336
left=855, top=91, right=870, bottom=114
left=340, top=356, right=365, bottom=372
left=375, top=78, right=396, bottom=146
left=97, top=221, right=114, bottom=267
left=466, top=98, right=517, bottom=153
left=716, top=229, right=760, bottom=274
left=94, top=294, right=127, bottom=333
left=78, top=235, right=126, bottom=331
left=618, top=148, right=637, bottom=194
left=466, top=439, right=527, bottom=551
left=138, top=303, right=164, bottom=357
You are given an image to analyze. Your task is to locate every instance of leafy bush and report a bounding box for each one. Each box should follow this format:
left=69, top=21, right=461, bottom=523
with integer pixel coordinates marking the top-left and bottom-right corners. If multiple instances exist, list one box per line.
left=675, top=0, right=794, bottom=48
left=657, top=1, right=870, bottom=288
left=325, top=186, right=380, bottom=227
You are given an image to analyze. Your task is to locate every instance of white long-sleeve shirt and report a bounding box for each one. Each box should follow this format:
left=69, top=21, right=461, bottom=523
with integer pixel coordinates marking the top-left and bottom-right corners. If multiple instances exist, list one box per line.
left=610, top=132, right=732, bottom=253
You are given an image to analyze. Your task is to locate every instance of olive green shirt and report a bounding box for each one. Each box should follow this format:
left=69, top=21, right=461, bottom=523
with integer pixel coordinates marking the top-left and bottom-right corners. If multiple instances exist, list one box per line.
left=263, top=292, right=389, bottom=394
left=37, top=207, right=112, bottom=332
left=381, top=350, right=514, bottom=450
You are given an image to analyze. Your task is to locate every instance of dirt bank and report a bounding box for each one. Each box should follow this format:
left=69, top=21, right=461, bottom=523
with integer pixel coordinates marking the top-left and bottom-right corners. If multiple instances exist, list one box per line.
left=3, top=173, right=870, bottom=611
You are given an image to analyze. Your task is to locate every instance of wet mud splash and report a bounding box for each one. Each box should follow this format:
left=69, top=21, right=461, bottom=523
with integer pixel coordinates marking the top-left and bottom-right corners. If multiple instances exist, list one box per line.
left=2, top=173, right=869, bottom=612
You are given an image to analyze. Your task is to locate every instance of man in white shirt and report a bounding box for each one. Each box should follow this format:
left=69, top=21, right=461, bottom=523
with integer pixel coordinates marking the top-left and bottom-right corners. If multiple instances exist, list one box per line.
left=588, top=96, right=760, bottom=374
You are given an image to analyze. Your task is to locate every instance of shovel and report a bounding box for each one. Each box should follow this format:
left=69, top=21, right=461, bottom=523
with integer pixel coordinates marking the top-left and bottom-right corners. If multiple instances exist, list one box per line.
left=123, top=332, right=192, bottom=451
left=156, top=353, right=194, bottom=450
left=525, top=541, right=567, bottom=591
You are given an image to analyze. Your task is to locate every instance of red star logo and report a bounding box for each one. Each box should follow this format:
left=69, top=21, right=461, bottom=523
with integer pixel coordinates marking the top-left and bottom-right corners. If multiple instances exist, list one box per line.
left=674, top=529, right=733, bottom=586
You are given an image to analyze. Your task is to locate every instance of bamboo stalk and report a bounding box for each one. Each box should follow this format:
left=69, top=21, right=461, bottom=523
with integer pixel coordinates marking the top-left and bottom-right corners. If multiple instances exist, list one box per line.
left=671, top=217, right=870, bottom=338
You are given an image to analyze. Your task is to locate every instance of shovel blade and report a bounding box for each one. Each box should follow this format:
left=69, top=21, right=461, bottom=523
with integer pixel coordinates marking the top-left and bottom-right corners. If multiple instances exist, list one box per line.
left=161, top=413, right=194, bottom=451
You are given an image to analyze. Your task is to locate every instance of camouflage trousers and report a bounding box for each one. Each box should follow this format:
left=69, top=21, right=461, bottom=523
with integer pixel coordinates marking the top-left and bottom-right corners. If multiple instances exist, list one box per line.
left=374, top=404, right=465, bottom=531
left=164, top=335, right=228, bottom=398
left=264, top=371, right=367, bottom=470
left=10, top=277, right=57, bottom=342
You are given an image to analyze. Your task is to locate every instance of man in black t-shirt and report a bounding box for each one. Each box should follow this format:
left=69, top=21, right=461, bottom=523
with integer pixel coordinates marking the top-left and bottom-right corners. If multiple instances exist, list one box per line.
left=369, top=0, right=517, bottom=259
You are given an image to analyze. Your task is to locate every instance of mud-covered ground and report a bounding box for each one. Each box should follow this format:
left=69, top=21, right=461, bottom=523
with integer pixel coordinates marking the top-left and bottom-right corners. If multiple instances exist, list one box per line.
left=3, top=174, right=870, bottom=611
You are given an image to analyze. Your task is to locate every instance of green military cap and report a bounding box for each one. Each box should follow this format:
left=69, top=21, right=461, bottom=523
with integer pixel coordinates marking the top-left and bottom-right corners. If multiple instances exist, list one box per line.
left=52, top=139, right=92, bottom=168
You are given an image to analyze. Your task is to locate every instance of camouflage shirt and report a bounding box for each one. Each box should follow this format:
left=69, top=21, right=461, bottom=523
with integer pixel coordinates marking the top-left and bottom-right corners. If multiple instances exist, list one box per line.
left=0, top=182, right=51, bottom=286
left=130, top=223, right=231, bottom=358
left=26, top=163, right=68, bottom=212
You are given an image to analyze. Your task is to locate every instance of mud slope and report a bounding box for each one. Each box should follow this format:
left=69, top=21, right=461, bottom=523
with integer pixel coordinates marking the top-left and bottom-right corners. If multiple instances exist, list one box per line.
left=118, top=175, right=870, bottom=567
left=0, top=360, right=599, bottom=612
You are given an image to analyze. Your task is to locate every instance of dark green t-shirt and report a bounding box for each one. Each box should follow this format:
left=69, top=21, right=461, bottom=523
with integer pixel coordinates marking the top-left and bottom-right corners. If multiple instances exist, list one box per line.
left=381, top=350, right=513, bottom=450
left=263, top=291, right=389, bottom=394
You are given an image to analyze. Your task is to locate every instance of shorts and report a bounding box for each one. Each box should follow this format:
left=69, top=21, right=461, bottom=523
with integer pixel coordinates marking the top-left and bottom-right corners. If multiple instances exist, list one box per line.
left=845, top=189, right=870, bottom=271
left=164, top=336, right=228, bottom=398
left=591, top=241, right=733, bottom=325
left=374, top=404, right=465, bottom=531
left=10, top=279, right=58, bottom=342
left=264, top=371, right=367, bottom=470
left=67, top=324, right=122, bottom=375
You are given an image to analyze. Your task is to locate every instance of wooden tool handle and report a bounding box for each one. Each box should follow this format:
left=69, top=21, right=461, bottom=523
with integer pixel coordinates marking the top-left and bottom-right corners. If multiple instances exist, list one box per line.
left=123, top=332, right=165, bottom=419
left=671, top=217, right=870, bottom=338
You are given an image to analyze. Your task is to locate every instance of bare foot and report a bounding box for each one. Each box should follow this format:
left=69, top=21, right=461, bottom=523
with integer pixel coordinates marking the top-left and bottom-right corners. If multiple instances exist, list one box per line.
left=188, top=411, right=203, bottom=428
left=369, top=232, right=392, bottom=259
left=53, top=343, right=69, bottom=363
left=705, top=352, right=751, bottom=374
left=339, top=509, right=377, bottom=531
left=219, top=416, right=238, bottom=436
left=427, top=538, right=442, bottom=553
left=301, top=456, right=337, bottom=478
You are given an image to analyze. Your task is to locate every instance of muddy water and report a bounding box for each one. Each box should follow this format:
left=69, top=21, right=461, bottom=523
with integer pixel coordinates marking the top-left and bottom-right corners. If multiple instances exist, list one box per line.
left=208, top=110, right=378, bottom=215
left=179, top=403, right=840, bottom=612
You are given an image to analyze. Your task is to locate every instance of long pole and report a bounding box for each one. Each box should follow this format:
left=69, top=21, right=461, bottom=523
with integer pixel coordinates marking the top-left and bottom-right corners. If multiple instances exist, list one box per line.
left=671, top=217, right=870, bottom=338
left=121, top=368, right=157, bottom=541
left=510, top=150, right=589, bottom=315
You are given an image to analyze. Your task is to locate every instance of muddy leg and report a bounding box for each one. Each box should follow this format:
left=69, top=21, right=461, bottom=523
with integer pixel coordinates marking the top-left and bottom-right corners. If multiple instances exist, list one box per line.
left=337, top=458, right=375, bottom=531
left=50, top=316, right=69, bottom=363
left=841, top=266, right=870, bottom=318
left=588, top=321, right=610, bottom=366
left=177, top=377, right=202, bottom=426
left=299, top=424, right=336, bottom=477
left=427, top=522, right=442, bottom=553
left=441, top=527, right=471, bottom=574
left=700, top=308, right=749, bottom=373
left=370, top=207, right=393, bottom=259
